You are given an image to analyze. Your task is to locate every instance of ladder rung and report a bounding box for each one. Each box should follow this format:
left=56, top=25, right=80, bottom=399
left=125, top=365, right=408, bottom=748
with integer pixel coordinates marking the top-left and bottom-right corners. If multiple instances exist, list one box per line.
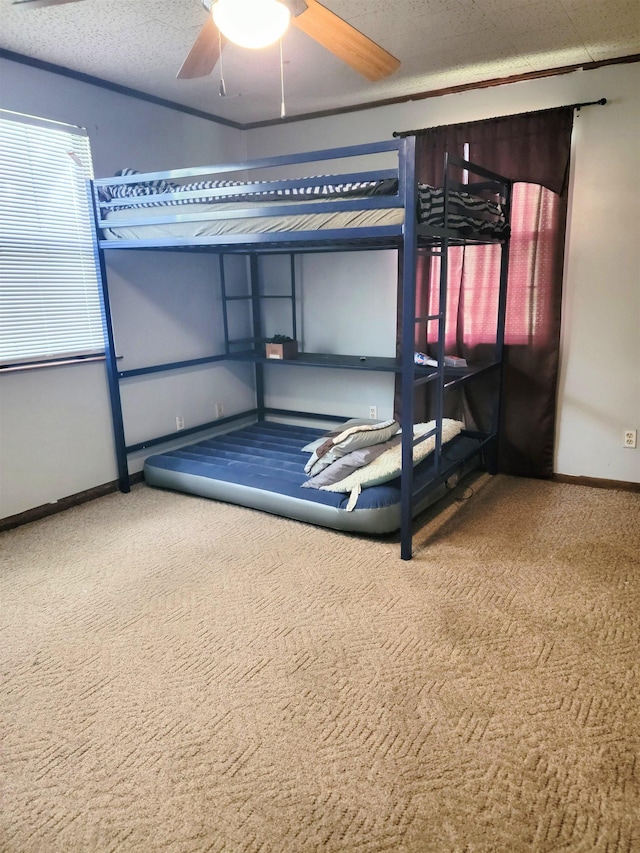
left=224, top=294, right=292, bottom=300
left=414, top=314, right=443, bottom=322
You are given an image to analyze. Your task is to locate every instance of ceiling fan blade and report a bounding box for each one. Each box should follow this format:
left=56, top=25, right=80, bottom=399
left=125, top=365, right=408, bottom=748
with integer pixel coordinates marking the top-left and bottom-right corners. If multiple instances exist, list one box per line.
left=12, top=0, right=86, bottom=7
left=177, top=16, right=225, bottom=79
left=291, top=0, right=400, bottom=82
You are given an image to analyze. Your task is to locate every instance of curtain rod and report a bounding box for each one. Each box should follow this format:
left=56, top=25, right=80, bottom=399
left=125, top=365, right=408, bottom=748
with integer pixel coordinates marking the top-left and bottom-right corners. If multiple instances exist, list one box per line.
left=392, top=98, right=607, bottom=138
left=567, top=97, right=607, bottom=109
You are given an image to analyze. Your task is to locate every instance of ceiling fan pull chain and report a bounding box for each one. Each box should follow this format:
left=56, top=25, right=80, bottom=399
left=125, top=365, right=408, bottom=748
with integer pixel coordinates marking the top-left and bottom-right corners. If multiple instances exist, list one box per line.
left=218, top=27, right=227, bottom=96
left=279, top=37, right=286, bottom=118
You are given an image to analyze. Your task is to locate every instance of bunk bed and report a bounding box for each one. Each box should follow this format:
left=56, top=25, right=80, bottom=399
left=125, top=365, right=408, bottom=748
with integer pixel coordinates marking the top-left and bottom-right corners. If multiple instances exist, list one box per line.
left=90, top=139, right=512, bottom=560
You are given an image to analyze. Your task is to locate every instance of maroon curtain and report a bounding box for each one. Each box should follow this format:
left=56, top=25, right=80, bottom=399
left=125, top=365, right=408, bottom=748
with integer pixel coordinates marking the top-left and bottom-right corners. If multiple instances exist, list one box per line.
left=415, top=107, right=574, bottom=194
left=397, top=107, right=573, bottom=478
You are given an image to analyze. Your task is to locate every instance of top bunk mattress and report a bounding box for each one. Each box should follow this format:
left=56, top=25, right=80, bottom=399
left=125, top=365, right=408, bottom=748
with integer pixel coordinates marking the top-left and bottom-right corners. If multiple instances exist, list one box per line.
left=96, top=170, right=509, bottom=246
left=100, top=197, right=405, bottom=243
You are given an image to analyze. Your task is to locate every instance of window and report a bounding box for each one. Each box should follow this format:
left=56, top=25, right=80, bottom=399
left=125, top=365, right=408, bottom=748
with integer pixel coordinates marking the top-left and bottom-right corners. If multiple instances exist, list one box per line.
left=425, top=183, right=563, bottom=350
left=0, top=110, right=104, bottom=368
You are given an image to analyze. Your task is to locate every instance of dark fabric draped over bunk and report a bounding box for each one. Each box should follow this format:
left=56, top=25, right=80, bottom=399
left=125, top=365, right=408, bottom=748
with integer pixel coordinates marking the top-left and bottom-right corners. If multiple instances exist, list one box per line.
left=395, top=107, right=574, bottom=478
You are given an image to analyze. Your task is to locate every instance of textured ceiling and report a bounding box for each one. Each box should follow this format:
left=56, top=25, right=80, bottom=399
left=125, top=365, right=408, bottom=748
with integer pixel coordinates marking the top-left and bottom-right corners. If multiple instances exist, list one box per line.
left=1, top=0, right=639, bottom=125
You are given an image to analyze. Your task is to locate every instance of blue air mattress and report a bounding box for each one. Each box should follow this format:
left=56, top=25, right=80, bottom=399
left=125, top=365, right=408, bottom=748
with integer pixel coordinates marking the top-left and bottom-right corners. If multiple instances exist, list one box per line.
left=143, top=421, right=482, bottom=535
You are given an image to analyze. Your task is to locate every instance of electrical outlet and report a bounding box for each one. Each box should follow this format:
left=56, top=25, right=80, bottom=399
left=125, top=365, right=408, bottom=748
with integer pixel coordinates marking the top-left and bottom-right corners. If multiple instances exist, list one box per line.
left=175, top=415, right=185, bottom=431
left=215, top=402, right=224, bottom=419
left=369, top=405, right=378, bottom=420
left=624, top=429, right=637, bottom=448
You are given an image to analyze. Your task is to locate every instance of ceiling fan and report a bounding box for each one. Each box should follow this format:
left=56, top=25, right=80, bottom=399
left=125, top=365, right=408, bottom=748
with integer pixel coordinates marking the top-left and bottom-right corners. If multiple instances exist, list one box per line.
left=13, top=0, right=401, bottom=83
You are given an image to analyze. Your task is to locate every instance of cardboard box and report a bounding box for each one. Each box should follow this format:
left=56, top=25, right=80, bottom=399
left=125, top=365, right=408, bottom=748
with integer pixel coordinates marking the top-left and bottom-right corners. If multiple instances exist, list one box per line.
left=265, top=341, right=298, bottom=360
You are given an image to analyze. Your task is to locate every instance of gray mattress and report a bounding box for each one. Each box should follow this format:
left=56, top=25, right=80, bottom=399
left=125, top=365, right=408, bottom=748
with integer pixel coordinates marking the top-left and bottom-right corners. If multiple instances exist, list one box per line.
left=143, top=421, right=483, bottom=535
left=100, top=198, right=404, bottom=242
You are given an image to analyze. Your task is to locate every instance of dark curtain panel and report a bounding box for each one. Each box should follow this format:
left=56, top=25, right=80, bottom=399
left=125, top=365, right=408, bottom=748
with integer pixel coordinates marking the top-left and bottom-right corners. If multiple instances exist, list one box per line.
left=414, top=107, right=574, bottom=194
left=396, top=107, right=574, bottom=478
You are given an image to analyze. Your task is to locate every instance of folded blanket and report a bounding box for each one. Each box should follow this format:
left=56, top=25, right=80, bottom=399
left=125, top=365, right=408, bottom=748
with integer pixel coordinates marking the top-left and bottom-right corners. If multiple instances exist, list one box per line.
left=304, top=420, right=400, bottom=478
left=98, top=169, right=396, bottom=206
left=302, top=435, right=401, bottom=489
left=306, top=419, right=464, bottom=507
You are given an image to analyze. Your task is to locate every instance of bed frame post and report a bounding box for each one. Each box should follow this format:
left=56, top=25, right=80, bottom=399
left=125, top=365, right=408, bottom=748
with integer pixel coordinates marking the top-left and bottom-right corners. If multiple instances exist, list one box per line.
left=399, top=136, right=418, bottom=560
left=249, top=253, right=266, bottom=417
left=87, top=181, right=130, bottom=493
left=487, top=177, right=513, bottom=473
left=433, top=152, right=452, bottom=473
left=289, top=253, right=298, bottom=343
left=220, top=255, right=231, bottom=355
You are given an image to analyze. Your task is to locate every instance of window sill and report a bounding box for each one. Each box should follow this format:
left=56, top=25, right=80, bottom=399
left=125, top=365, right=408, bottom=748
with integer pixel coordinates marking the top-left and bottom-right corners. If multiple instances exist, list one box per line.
left=0, top=354, right=109, bottom=374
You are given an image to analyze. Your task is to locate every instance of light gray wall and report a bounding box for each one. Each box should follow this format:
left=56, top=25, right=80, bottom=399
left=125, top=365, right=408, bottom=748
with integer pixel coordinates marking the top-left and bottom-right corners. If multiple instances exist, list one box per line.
left=0, top=57, right=253, bottom=519
left=247, top=62, right=640, bottom=485
left=259, top=250, right=398, bottom=423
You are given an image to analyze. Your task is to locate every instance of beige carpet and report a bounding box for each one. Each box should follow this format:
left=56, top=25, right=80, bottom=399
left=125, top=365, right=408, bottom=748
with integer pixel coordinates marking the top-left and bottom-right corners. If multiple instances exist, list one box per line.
left=1, top=474, right=639, bottom=852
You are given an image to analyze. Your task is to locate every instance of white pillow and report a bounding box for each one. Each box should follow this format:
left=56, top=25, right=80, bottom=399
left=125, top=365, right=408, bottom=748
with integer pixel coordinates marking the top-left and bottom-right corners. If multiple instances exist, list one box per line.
left=302, top=436, right=401, bottom=489
left=301, top=418, right=386, bottom=453
left=320, top=419, right=463, bottom=492
left=304, top=419, right=400, bottom=477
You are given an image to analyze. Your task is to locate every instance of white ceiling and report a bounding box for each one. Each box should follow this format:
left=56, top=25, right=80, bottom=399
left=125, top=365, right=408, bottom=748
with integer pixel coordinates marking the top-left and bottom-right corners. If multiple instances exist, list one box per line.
left=1, top=0, right=638, bottom=126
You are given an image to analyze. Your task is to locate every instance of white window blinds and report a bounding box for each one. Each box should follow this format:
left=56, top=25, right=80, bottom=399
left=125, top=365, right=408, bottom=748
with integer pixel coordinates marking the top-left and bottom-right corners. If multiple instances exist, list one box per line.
left=0, top=110, right=104, bottom=367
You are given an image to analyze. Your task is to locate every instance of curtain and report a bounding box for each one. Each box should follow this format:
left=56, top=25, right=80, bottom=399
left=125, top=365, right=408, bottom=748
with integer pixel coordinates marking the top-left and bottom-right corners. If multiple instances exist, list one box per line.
left=396, top=107, right=574, bottom=478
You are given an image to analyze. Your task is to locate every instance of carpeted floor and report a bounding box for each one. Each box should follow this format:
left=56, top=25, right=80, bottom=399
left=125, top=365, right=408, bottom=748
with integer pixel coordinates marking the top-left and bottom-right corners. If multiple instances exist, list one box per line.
left=1, top=474, right=639, bottom=852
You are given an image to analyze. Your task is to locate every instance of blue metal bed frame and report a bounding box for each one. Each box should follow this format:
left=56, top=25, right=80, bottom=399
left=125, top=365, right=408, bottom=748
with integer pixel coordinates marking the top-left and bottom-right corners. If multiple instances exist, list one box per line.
left=88, top=137, right=512, bottom=560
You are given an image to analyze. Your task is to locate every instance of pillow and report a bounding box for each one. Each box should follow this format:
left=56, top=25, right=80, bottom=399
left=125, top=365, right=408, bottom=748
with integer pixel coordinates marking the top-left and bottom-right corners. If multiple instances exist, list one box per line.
left=302, top=435, right=402, bottom=489
left=300, top=418, right=385, bottom=453
left=319, top=419, right=463, bottom=493
left=304, top=420, right=400, bottom=477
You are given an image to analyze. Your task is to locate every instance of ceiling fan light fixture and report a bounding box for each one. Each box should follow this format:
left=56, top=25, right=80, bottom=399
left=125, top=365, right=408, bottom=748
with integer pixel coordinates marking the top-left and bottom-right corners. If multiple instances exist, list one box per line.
left=212, top=0, right=291, bottom=49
